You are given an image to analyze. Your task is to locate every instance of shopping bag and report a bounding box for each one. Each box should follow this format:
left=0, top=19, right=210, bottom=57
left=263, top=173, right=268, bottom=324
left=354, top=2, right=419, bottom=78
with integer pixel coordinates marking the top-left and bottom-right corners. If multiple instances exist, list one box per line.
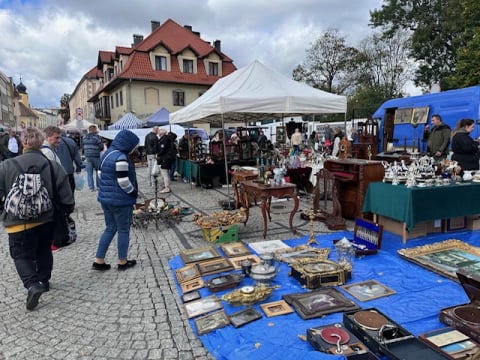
left=74, top=172, right=85, bottom=191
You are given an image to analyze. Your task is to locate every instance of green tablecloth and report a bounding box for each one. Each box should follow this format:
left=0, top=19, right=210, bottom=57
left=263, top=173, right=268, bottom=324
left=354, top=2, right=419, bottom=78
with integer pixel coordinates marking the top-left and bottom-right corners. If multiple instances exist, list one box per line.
left=362, top=181, right=480, bottom=230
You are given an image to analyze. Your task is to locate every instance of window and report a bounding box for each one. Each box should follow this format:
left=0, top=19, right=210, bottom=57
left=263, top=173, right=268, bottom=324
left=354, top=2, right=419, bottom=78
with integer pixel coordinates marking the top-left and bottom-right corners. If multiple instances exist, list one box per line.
left=115, top=93, right=119, bottom=107
left=155, top=56, right=167, bottom=71
left=173, top=90, right=185, bottom=106
left=183, top=59, right=194, bottom=73
left=119, top=91, right=123, bottom=106
left=208, top=62, right=219, bottom=76
left=110, top=96, right=114, bottom=109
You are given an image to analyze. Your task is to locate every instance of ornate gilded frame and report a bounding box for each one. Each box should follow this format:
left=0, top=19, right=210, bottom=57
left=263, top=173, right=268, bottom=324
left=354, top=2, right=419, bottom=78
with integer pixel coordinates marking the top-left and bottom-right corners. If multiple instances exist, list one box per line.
left=274, top=245, right=330, bottom=264
left=180, top=246, right=221, bottom=264
left=398, top=239, right=480, bottom=281
left=220, top=242, right=251, bottom=258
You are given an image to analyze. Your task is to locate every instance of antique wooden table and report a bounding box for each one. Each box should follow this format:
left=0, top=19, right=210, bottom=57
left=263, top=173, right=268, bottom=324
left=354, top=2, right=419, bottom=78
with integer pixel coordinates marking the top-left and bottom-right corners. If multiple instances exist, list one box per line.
left=230, top=170, right=258, bottom=208
left=240, top=180, right=299, bottom=238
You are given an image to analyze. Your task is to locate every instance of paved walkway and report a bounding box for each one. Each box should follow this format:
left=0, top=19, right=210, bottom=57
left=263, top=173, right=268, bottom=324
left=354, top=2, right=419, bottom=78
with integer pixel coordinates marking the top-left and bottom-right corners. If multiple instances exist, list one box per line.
left=0, top=166, right=350, bottom=360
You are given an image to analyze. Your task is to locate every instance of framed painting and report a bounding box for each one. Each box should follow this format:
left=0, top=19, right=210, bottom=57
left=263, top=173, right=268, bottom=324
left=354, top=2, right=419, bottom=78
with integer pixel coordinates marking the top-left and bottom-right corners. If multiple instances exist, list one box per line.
left=411, top=106, right=429, bottom=126
left=194, top=310, right=230, bottom=336
left=276, top=126, right=286, bottom=143
left=394, top=108, right=413, bottom=124
left=398, top=239, right=480, bottom=281
left=180, top=277, right=205, bottom=294
left=220, top=242, right=251, bottom=258
left=341, top=280, right=396, bottom=302
left=249, top=240, right=290, bottom=255
left=180, top=246, right=221, bottom=264
left=274, top=245, right=330, bottom=264
left=260, top=300, right=294, bottom=317
left=183, top=295, right=223, bottom=319
left=182, top=290, right=201, bottom=303
left=228, top=307, right=262, bottom=328
left=229, top=254, right=262, bottom=270
left=197, top=258, right=234, bottom=276
left=175, top=264, right=200, bottom=284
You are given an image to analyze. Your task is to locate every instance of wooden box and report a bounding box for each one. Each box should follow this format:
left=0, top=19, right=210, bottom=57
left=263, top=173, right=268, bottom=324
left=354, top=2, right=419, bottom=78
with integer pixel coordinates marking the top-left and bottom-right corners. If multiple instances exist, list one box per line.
left=378, top=215, right=427, bottom=239
left=439, top=269, right=480, bottom=343
left=290, top=259, right=348, bottom=289
left=427, top=220, right=443, bottom=234
left=442, top=217, right=466, bottom=232
left=466, top=215, right=480, bottom=230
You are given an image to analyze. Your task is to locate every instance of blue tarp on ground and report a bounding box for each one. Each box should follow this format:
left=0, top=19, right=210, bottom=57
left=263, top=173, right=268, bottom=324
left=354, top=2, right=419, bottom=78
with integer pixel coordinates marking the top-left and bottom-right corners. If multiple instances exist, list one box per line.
left=169, top=229, right=478, bottom=360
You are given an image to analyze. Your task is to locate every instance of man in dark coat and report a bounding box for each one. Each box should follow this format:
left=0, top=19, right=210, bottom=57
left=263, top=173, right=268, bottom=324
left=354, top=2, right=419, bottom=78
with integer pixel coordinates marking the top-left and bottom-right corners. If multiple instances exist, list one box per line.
left=144, top=126, right=159, bottom=186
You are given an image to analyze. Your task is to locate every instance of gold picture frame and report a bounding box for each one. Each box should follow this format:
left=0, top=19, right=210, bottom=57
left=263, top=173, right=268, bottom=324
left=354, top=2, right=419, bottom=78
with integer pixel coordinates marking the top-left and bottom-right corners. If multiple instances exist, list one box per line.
left=394, top=108, right=413, bottom=124
left=229, top=255, right=262, bottom=270
left=341, top=280, right=396, bottom=302
left=260, top=300, right=294, bottom=317
left=411, top=106, right=429, bottom=126
left=180, top=246, right=221, bottom=264
left=175, top=264, right=200, bottom=284
left=180, top=277, right=205, bottom=294
left=194, top=310, right=230, bottom=336
left=274, top=245, right=330, bottom=264
left=220, top=242, right=251, bottom=258
left=398, top=239, right=480, bottom=281
left=183, top=295, right=223, bottom=319
left=197, top=257, right=234, bottom=276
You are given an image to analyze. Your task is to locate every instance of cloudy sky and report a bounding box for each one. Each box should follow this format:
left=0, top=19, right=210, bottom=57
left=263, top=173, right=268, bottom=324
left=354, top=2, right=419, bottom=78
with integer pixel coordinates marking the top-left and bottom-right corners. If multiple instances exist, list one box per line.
left=0, top=0, right=385, bottom=108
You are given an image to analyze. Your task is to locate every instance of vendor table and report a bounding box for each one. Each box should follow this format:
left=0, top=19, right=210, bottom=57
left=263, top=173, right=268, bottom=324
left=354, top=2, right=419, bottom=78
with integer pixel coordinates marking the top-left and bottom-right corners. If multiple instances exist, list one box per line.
left=176, top=158, right=226, bottom=187
left=363, top=181, right=480, bottom=243
left=240, top=180, right=299, bottom=238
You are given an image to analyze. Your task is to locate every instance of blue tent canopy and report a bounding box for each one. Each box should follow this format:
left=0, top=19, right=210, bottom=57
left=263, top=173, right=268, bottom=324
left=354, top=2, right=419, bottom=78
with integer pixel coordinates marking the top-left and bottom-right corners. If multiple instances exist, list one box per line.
left=108, top=112, right=143, bottom=130
left=145, top=107, right=170, bottom=127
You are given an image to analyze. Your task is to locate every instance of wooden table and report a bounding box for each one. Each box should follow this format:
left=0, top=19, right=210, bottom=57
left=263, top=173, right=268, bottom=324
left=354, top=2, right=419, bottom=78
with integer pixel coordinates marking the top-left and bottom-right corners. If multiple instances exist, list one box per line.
left=230, top=170, right=258, bottom=208
left=240, top=180, right=299, bottom=238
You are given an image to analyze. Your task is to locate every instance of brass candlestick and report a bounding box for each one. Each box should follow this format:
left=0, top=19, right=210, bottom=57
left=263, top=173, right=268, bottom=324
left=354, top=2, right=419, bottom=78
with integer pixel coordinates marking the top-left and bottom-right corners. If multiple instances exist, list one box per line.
left=306, top=213, right=318, bottom=246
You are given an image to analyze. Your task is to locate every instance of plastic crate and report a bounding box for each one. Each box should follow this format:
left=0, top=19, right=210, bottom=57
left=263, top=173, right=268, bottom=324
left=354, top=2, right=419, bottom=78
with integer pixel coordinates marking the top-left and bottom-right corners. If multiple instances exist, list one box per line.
left=202, top=224, right=239, bottom=243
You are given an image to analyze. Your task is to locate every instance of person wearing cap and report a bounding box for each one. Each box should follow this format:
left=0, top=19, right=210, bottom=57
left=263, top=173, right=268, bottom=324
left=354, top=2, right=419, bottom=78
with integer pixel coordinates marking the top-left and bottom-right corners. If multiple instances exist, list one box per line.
left=82, top=125, right=103, bottom=191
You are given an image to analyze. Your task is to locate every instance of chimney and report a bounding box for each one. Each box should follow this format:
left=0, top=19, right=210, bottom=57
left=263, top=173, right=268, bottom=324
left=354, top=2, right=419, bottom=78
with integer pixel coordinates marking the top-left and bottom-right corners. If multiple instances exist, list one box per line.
left=151, top=20, right=160, bottom=32
left=184, top=25, right=192, bottom=32
left=214, top=40, right=221, bottom=51
left=192, top=31, right=200, bottom=37
left=132, top=34, right=144, bottom=46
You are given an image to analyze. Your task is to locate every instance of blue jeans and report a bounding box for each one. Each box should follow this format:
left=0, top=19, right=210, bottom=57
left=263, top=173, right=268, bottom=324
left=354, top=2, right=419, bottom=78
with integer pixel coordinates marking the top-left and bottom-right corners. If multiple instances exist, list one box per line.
left=95, top=203, right=133, bottom=260
left=85, top=157, right=100, bottom=190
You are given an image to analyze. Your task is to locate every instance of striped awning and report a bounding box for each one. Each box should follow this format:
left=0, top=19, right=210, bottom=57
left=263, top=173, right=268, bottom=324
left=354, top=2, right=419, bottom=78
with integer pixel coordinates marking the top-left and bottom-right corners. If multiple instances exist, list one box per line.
left=108, top=112, right=143, bottom=130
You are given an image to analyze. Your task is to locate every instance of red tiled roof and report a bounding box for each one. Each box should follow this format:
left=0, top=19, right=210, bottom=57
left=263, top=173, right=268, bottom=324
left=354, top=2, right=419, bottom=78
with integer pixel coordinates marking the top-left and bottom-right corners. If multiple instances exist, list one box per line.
left=85, top=66, right=103, bottom=79
left=115, top=46, right=132, bottom=56
left=97, top=51, right=115, bottom=68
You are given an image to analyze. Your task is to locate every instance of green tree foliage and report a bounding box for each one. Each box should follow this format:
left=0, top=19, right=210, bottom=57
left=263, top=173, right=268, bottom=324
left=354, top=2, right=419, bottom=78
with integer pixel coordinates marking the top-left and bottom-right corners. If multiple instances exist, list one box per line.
left=59, top=93, right=71, bottom=123
left=370, top=0, right=465, bottom=90
left=292, top=29, right=360, bottom=95
left=444, top=0, right=480, bottom=88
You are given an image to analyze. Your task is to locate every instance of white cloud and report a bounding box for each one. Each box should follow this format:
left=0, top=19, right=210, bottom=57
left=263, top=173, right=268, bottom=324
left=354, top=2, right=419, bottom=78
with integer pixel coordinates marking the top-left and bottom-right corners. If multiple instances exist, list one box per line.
left=0, top=0, right=383, bottom=107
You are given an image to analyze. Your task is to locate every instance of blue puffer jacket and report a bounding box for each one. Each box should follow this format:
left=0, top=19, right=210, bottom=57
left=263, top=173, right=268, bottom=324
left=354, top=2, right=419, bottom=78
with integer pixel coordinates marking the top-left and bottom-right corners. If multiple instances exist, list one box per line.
left=97, top=130, right=139, bottom=207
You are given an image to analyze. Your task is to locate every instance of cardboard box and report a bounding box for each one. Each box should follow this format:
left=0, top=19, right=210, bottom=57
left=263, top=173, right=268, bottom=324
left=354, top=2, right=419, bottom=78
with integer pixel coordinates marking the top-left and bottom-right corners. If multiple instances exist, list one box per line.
left=426, top=219, right=442, bottom=234
left=378, top=216, right=427, bottom=239
left=442, top=217, right=466, bottom=232
left=467, top=215, right=480, bottom=230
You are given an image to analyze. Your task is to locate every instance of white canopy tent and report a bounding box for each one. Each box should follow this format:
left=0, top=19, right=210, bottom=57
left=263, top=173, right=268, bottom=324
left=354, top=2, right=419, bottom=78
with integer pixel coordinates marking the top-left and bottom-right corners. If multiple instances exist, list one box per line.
left=62, top=119, right=96, bottom=131
left=169, top=60, right=347, bottom=125
left=98, top=125, right=185, bottom=147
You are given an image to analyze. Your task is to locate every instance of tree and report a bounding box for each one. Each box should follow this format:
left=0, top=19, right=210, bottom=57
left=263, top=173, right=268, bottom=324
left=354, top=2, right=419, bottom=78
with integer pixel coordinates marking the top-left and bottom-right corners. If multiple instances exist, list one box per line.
left=370, top=0, right=465, bottom=91
left=443, top=0, right=480, bottom=88
left=293, top=29, right=360, bottom=95
left=59, top=93, right=71, bottom=123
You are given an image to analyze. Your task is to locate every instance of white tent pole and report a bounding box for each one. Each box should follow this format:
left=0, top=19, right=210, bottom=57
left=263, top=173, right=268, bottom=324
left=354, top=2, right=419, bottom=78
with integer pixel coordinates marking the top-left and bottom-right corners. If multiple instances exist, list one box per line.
left=221, top=113, right=233, bottom=208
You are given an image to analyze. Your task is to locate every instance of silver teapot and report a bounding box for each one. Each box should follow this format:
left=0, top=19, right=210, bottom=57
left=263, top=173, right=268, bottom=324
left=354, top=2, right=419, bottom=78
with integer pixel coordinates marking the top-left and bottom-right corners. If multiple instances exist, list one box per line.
left=250, top=254, right=279, bottom=285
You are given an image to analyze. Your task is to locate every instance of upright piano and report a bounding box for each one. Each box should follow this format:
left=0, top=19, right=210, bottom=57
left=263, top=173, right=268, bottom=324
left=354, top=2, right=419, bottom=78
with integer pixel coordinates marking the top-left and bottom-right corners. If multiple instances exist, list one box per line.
left=324, top=159, right=385, bottom=219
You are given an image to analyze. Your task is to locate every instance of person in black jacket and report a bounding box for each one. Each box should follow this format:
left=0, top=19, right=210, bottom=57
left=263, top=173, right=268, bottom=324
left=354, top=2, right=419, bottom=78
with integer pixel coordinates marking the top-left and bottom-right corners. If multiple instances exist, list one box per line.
left=156, top=128, right=172, bottom=193
left=144, top=127, right=159, bottom=186
left=451, top=118, right=480, bottom=172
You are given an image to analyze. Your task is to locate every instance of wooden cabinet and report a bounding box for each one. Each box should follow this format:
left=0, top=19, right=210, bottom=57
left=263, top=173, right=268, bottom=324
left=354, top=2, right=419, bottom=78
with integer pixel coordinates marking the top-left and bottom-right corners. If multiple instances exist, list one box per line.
left=324, top=159, right=384, bottom=219
left=353, top=117, right=379, bottom=160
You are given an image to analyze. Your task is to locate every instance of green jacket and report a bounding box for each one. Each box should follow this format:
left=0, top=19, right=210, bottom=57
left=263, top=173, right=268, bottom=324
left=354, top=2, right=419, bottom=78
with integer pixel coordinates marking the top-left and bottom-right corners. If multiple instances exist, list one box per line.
left=424, top=123, right=451, bottom=158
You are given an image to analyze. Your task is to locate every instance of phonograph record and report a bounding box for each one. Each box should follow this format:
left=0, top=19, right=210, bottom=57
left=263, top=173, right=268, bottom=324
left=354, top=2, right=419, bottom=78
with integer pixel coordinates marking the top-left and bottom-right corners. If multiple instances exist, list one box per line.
left=307, top=323, right=379, bottom=359
left=440, top=268, right=480, bottom=343
left=344, top=308, right=450, bottom=359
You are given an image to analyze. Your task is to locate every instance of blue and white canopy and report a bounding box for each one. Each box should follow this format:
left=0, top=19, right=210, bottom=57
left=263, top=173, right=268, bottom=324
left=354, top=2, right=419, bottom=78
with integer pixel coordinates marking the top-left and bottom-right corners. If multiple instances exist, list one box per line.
left=108, top=112, right=143, bottom=130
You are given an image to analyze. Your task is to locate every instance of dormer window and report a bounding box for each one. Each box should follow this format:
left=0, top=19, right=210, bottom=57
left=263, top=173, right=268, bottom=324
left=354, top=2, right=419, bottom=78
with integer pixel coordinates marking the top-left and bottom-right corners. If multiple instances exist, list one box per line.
left=208, top=62, right=219, bottom=76
left=183, top=59, right=194, bottom=73
left=155, top=56, right=167, bottom=71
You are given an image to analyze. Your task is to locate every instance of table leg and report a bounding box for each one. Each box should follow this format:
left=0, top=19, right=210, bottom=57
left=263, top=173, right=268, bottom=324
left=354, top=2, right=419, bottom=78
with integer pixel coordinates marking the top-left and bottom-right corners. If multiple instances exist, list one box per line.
left=289, top=192, right=299, bottom=234
left=233, top=180, right=239, bottom=209
left=242, top=188, right=250, bottom=225
left=401, top=222, right=407, bottom=244
left=266, top=196, right=272, bottom=221
left=260, top=195, right=269, bottom=238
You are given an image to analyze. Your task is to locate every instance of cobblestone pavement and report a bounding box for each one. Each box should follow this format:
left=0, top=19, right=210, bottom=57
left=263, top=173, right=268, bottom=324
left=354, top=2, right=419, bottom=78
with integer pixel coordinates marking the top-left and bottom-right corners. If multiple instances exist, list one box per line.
left=0, top=166, right=352, bottom=360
